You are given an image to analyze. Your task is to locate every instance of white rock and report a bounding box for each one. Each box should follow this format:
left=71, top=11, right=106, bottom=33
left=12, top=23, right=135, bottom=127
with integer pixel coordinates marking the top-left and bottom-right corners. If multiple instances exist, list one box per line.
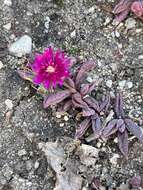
left=3, top=23, right=11, bottom=30
left=18, top=149, right=27, bottom=156
left=4, top=0, right=12, bottom=6
left=5, top=99, right=13, bottom=109
left=70, top=30, right=76, bottom=38
left=64, top=115, right=69, bottom=121
left=0, top=61, right=4, bottom=69
left=86, top=76, right=93, bottom=83
left=44, top=16, right=50, bottom=30
left=125, top=18, right=136, bottom=30
left=87, top=6, right=95, bottom=14
left=9, top=35, right=32, bottom=57
left=34, top=161, right=40, bottom=169
left=119, top=80, right=126, bottom=89
left=138, top=55, right=143, bottom=59
left=115, top=30, right=120, bottom=38
left=78, top=144, right=99, bottom=166
left=106, top=80, right=112, bottom=88
left=127, top=81, right=133, bottom=89
left=110, top=154, right=120, bottom=165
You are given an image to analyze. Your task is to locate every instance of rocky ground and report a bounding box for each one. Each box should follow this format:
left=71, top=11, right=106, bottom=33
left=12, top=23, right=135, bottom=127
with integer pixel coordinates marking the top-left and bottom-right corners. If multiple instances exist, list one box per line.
left=0, top=0, right=143, bottom=189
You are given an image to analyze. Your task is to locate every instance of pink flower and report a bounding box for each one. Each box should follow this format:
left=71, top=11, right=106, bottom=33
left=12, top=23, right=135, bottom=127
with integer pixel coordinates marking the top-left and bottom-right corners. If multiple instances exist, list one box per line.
left=30, top=47, right=70, bottom=89
left=131, top=0, right=143, bottom=17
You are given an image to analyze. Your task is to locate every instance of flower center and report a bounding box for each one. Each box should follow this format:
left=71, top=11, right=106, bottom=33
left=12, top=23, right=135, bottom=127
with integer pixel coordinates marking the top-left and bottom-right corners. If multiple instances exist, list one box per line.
left=46, top=65, right=55, bottom=73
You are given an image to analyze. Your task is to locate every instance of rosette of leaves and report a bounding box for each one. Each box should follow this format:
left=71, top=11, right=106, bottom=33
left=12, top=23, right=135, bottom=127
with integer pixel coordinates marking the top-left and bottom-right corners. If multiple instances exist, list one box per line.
left=75, top=93, right=110, bottom=139
left=43, top=61, right=97, bottom=115
left=102, top=92, right=143, bottom=157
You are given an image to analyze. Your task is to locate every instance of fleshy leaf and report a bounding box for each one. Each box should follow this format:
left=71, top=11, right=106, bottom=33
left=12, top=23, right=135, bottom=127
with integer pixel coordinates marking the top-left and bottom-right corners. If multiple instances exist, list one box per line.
left=43, top=90, right=71, bottom=108
left=102, top=119, right=118, bottom=138
left=92, top=117, right=102, bottom=138
left=63, top=100, right=72, bottom=111
left=82, top=107, right=95, bottom=117
left=72, top=93, right=88, bottom=108
left=115, top=92, right=125, bottom=118
left=118, top=130, right=128, bottom=157
left=113, top=0, right=132, bottom=14
left=84, top=96, right=100, bottom=112
left=125, top=119, right=143, bottom=143
left=75, top=61, right=96, bottom=87
left=116, top=119, right=126, bottom=133
left=75, top=118, right=91, bottom=139
left=99, top=94, right=110, bottom=113
left=64, top=77, right=75, bottom=89
left=80, top=84, right=90, bottom=96
left=17, top=69, right=34, bottom=82
left=88, top=80, right=97, bottom=93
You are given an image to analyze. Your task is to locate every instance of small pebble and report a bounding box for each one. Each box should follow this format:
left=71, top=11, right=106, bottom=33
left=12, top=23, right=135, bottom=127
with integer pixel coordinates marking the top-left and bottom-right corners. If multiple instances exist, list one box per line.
left=87, top=6, right=95, bottom=14
left=119, top=80, right=126, bottom=89
left=5, top=99, right=13, bottom=109
left=135, top=28, right=142, bottom=33
left=3, top=23, right=11, bottom=30
left=56, top=113, right=62, bottom=119
left=138, top=55, right=143, bottom=59
left=18, top=149, right=27, bottom=156
left=64, top=115, right=69, bottom=121
left=70, top=30, right=76, bottom=38
left=127, top=81, right=133, bottom=89
left=34, top=161, right=40, bottom=169
left=106, top=80, right=112, bottom=88
left=96, top=142, right=101, bottom=148
left=110, top=154, right=120, bottom=165
left=0, top=61, right=4, bottom=69
left=125, top=18, right=136, bottom=30
left=4, top=0, right=12, bottom=6
left=86, top=76, right=93, bottom=83
left=44, top=16, right=50, bottom=30
left=60, top=123, right=64, bottom=127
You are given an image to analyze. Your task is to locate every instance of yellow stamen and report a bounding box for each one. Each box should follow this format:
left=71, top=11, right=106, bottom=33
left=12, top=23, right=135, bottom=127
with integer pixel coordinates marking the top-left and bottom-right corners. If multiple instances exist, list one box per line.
left=46, top=65, right=55, bottom=73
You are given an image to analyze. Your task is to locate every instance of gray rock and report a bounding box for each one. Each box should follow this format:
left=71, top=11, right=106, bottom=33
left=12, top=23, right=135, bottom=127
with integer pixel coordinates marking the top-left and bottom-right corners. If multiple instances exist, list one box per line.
left=9, top=35, right=32, bottom=57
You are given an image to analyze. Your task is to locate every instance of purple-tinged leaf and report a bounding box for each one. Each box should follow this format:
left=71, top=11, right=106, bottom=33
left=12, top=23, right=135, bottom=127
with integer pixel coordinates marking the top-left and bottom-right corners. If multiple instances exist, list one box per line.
left=72, top=93, right=88, bottom=108
left=113, top=0, right=132, bottom=14
left=115, top=92, right=125, bottom=118
left=65, top=77, right=75, bottom=89
left=82, top=107, right=95, bottom=117
left=91, top=176, right=101, bottom=190
left=116, top=119, right=125, bottom=133
left=75, top=61, right=96, bottom=87
left=114, top=9, right=130, bottom=23
left=118, top=123, right=126, bottom=133
left=118, top=130, right=128, bottom=157
left=102, top=119, right=118, bottom=138
left=128, top=176, right=141, bottom=189
left=17, top=69, right=34, bottom=82
left=84, top=96, right=100, bottom=112
left=75, top=118, right=91, bottom=139
left=88, top=80, right=97, bottom=94
left=43, top=90, right=71, bottom=108
left=99, top=94, right=110, bottom=113
left=92, top=117, right=102, bottom=138
left=80, top=84, right=90, bottom=96
left=69, top=57, right=77, bottom=67
left=63, top=100, right=72, bottom=111
left=125, top=119, right=143, bottom=143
